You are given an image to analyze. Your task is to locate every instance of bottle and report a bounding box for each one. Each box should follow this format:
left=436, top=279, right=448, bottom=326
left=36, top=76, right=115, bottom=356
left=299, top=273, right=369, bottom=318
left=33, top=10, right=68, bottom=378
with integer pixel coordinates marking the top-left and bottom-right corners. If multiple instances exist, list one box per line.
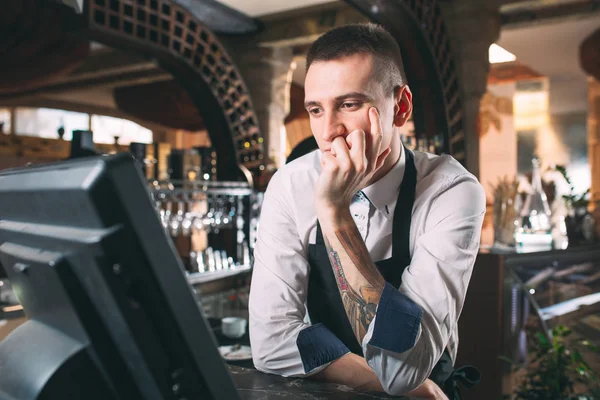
left=428, top=138, right=435, bottom=154
left=433, top=135, right=444, bottom=155
left=515, top=157, right=553, bottom=251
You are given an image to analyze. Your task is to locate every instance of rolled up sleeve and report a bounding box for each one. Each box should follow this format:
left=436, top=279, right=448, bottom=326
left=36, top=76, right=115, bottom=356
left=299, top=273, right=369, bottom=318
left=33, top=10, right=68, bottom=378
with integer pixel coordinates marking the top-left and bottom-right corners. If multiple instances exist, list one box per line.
left=249, top=171, right=349, bottom=377
left=362, top=175, right=486, bottom=395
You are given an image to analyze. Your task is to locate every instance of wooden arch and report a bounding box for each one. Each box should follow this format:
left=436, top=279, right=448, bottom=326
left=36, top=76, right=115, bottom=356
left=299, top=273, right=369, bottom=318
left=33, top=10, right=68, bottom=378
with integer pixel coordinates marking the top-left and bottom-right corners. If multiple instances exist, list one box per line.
left=84, top=0, right=265, bottom=179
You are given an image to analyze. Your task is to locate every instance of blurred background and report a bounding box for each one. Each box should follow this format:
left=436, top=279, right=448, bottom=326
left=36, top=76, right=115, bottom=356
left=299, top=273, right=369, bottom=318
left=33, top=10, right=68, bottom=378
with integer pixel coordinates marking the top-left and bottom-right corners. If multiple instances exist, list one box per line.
left=1, top=1, right=600, bottom=398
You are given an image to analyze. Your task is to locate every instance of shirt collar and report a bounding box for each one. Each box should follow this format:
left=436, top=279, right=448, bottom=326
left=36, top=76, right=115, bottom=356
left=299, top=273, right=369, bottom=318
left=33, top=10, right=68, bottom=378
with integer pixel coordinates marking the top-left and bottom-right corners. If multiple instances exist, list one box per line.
left=362, top=146, right=406, bottom=220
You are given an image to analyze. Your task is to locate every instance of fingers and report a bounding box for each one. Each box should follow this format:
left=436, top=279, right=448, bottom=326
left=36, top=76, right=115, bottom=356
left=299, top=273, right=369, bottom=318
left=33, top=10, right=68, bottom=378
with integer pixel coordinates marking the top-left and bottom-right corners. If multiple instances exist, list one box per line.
left=346, top=129, right=367, bottom=173
left=331, top=136, right=351, bottom=170
left=320, top=150, right=337, bottom=171
left=323, top=107, right=389, bottom=189
left=368, top=107, right=384, bottom=173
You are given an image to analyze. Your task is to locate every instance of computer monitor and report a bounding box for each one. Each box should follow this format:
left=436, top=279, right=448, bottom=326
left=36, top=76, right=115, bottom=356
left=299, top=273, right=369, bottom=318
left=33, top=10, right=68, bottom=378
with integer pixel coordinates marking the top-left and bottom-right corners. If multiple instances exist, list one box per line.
left=0, top=153, right=240, bottom=400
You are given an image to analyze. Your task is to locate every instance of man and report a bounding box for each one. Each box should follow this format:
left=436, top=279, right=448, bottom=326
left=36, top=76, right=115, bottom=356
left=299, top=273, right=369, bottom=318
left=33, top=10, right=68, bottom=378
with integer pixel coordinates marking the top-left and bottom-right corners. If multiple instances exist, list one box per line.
left=249, top=23, right=485, bottom=399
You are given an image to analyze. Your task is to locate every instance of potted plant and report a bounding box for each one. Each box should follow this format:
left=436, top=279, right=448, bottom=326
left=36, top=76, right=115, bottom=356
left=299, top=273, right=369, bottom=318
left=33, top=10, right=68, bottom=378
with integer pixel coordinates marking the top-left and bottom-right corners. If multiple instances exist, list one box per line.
left=503, top=325, right=600, bottom=399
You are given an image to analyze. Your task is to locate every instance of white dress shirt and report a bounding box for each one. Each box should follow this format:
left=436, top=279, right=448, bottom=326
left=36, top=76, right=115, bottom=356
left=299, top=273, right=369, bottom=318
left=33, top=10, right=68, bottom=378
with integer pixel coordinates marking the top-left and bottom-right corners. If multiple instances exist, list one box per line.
left=249, top=147, right=486, bottom=395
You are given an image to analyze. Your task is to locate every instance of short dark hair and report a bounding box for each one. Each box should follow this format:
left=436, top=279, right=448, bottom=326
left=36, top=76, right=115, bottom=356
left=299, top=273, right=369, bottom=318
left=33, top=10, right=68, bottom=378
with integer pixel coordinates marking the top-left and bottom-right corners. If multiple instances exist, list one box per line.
left=306, top=23, right=406, bottom=94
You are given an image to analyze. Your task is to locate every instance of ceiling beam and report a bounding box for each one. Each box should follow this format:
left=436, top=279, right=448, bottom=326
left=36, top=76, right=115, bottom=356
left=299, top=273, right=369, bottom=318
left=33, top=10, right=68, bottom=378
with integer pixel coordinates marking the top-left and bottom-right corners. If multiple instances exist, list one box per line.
left=251, top=2, right=367, bottom=48
left=500, top=0, right=600, bottom=28
left=0, top=69, right=172, bottom=100
left=66, top=49, right=156, bottom=79
left=114, top=79, right=206, bottom=131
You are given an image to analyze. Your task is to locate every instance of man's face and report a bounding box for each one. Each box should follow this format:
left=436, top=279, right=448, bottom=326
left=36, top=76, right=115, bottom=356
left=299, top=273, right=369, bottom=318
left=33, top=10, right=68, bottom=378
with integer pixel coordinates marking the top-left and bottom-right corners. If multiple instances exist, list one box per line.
left=304, top=53, right=408, bottom=155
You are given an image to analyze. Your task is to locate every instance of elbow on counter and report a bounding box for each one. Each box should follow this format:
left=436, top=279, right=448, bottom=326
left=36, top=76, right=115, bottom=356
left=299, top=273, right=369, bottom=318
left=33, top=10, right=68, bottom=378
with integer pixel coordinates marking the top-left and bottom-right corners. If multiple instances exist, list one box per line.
left=369, top=337, right=438, bottom=396
left=250, top=337, right=300, bottom=378
left=252, top=354, right=274, bottom=375
left=249, top=335, right=279, bottom=376
left=250, top=345, right=266, bottom=372
left=381, top=365, right=432, bottom=396
left=252, top=352, right=309, bottom=379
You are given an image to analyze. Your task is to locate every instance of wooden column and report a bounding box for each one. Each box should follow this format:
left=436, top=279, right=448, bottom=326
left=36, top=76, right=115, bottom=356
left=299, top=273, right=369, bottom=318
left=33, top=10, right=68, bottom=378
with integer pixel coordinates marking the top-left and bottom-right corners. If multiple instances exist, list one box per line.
left=439, top=0, right=504, bottom=178
left=588, top=78, right=600, bottom=236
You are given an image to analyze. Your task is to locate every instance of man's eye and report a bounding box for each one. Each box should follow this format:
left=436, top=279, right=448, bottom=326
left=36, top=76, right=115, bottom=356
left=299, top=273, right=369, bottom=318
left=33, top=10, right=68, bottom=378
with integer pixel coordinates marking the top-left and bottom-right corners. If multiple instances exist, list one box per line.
left=341, top=102, right=359, bottom=109
left=308, top=108, right=322, bottom=116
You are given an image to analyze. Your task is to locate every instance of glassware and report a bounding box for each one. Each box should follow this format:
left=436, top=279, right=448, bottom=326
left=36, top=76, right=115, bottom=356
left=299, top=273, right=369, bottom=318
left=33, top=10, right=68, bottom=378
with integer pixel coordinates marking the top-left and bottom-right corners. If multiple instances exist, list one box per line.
left=491, top=177, right=519, bottom=247
left=169, top=200, right=185, bottom=236
left=515, top=158, right=553, bottom=251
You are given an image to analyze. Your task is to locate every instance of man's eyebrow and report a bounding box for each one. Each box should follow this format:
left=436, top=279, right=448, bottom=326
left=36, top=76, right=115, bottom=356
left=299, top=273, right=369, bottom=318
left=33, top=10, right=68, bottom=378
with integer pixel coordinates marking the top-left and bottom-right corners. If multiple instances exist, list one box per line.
left=334, top=92, right=373, bottom=102
left=304, top=100, right=320, bottom=109
left=304, top=92, right=373, bottom=109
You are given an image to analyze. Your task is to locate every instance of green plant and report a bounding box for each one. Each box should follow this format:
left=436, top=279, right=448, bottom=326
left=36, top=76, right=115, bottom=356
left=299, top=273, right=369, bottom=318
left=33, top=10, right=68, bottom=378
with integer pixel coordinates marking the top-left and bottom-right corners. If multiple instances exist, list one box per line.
left=504, top=325, right=599, bottom=399
left=554, top=165, right=590, bottom=209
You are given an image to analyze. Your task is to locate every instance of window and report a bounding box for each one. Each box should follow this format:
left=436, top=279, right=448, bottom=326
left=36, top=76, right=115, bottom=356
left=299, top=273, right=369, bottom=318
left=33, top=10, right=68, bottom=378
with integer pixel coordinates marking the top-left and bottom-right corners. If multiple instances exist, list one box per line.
left=14, top=108, right=89, bottom=140
left=0, top=108, right=10, bottom=134
left=11, top=107, right=153, bottom=145
left=91, top=115, right=152, bottom=145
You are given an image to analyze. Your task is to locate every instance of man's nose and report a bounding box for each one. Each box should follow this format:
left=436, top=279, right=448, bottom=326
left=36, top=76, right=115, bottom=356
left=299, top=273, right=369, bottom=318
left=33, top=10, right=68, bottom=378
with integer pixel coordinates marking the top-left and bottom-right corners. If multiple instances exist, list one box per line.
left=322, top=112, right=346, bottom=142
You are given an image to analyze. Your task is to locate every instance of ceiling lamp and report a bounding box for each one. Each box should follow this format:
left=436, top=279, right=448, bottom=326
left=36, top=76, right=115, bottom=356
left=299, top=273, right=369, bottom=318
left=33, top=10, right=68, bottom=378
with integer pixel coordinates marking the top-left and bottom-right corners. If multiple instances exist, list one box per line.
left=489, top=44, right=517, bottom=64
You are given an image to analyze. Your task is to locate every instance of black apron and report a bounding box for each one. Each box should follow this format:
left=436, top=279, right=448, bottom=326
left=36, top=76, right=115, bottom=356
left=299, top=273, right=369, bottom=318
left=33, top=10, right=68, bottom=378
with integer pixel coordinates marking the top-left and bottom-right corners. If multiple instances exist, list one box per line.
left=306, top=147, right=479, bottom=398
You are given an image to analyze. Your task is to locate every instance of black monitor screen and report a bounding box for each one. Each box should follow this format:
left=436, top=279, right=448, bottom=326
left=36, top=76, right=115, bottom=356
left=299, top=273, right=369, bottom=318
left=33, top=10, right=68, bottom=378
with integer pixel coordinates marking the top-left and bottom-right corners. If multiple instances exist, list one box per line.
left=0, top=154, right=240, bottom=400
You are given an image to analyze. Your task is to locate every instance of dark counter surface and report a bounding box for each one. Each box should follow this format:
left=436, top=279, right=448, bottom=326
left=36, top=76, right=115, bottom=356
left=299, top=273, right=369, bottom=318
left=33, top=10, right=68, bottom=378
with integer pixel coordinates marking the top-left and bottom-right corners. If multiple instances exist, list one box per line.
left=228, top=365, right=406, bottom=399
left=209, top=318, right=406, bottom=399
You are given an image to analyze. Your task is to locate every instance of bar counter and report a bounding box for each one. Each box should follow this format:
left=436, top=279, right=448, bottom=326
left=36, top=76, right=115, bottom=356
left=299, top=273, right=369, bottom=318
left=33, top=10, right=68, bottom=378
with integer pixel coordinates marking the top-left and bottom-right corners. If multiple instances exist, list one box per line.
left=212, top=318, right=408, bottom=399
left=228, top=365, right=407, bottom=399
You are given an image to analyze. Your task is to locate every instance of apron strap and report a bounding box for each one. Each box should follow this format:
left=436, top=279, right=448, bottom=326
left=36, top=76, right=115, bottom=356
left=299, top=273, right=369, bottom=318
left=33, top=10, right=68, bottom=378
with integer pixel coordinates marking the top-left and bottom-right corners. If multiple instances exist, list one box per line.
left=392, top=146, right=416, bottom=259
left=442, top=365, right=481, bottom=400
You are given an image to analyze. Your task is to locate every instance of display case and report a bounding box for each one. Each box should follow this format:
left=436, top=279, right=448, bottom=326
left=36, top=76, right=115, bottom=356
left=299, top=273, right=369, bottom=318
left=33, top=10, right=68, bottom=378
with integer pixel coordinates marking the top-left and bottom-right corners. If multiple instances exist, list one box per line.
left=457, top=245, right=600, bottom=400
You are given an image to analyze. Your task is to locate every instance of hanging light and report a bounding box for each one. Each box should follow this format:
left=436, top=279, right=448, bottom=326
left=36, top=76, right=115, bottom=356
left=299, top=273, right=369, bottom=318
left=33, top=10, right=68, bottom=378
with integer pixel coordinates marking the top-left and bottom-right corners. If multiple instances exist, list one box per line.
left=489, top=44, right=516, bottom=64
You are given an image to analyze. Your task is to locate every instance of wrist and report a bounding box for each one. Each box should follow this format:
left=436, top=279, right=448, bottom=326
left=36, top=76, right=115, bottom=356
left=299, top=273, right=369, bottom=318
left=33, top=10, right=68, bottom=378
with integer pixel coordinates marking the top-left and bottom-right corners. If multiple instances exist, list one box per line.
left=316, top=204, right=352, bottom=228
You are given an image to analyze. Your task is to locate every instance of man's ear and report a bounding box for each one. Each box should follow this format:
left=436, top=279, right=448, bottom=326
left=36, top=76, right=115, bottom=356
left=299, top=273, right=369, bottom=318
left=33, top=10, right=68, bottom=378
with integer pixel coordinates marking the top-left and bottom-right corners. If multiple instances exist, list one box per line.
left=393, top=85, right=413, bottom=128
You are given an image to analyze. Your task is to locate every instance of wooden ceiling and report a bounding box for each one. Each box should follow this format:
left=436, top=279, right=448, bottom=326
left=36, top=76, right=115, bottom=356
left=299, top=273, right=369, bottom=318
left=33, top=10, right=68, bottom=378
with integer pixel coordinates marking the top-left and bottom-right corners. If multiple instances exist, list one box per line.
left=114, top=80, right=206, bottom=131
left=0, top=42, right=178, bottom=131
left=0, top=0, right=89, bottom=95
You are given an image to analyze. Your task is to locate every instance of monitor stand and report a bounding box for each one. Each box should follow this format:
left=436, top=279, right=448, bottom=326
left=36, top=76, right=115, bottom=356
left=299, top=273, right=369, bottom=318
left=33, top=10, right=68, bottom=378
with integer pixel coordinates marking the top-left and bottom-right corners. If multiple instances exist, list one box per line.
left=0, top=320, right=118, bottom=400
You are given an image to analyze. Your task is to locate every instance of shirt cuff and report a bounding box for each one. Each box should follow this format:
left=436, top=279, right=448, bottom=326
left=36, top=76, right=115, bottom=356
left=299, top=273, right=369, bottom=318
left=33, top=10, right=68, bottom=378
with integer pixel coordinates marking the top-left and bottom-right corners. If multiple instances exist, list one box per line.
left=296, top=323, right=350, bottom=373
left=368, top=282, right=423, bottom=354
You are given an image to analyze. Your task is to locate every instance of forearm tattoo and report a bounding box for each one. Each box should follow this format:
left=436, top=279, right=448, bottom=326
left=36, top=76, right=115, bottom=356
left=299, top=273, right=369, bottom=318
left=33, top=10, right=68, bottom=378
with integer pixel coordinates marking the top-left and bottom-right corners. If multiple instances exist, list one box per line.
left=335, top=228, right=385, bottom=293
left=329, top=250, right=348, bottom=291
left=325, top=226, right=385, bottom=341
